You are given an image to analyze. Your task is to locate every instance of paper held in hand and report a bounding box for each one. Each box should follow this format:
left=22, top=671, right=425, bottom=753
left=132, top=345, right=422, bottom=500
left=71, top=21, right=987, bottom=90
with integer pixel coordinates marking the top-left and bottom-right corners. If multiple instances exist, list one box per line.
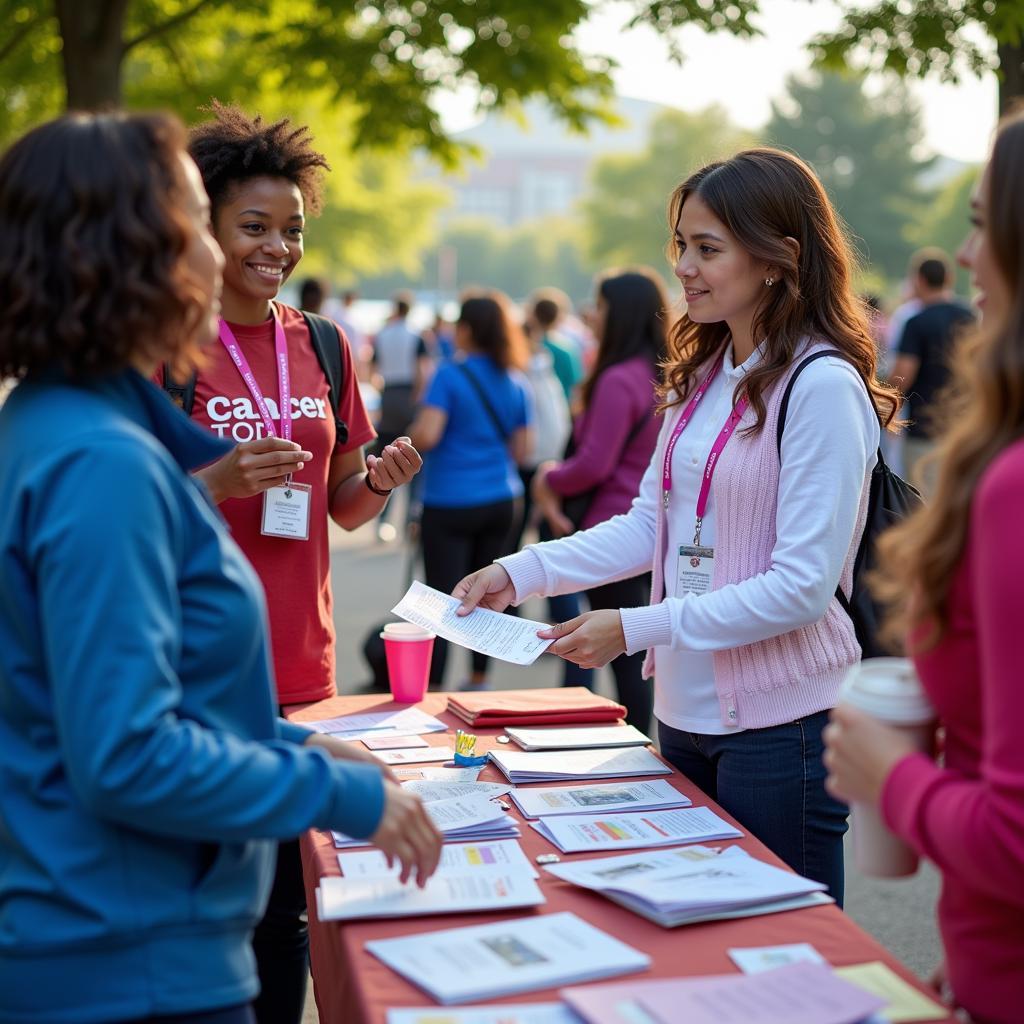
left=364, top=911, right=650, bottom=1005
left=530, top=805, right=742, bottom=853
left=393, top=580, right=554, bottom=666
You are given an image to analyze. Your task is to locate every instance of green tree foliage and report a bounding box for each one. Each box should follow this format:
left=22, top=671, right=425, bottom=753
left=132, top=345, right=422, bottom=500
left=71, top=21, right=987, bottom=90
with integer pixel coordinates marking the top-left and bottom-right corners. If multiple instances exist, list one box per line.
left=582, top=107, right=754, bottom=272
left=2, top=0, right=767, bottom=160
left=810, top=0, right=1023, bottom=112
left=906, top=165, right=980, bottom=294
left=765, top=71, right=935, bottom=282
left=360, top=216, right=597, bottom=304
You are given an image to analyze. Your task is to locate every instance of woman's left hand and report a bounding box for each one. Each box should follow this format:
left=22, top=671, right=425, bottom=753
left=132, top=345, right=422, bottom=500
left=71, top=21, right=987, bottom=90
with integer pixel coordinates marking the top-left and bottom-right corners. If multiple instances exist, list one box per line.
left=367, top=436, right=422, bottom=493
left=822, top=704, right=922, bottom=805
left=305, top=732, right=398, bottom=783
left=537, top=610, right=626, bottom=669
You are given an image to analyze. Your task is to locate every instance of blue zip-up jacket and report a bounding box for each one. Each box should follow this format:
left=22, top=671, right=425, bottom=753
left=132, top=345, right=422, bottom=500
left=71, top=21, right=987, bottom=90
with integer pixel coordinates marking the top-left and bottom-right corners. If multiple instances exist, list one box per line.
left=0, top=370, right=384, bottom=1023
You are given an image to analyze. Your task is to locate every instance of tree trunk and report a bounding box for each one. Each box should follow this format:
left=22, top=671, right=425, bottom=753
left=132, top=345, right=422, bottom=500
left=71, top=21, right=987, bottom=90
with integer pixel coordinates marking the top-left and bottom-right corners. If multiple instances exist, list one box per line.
left=998, top=40, right=1024, bottom=115
left=54, top=0, right=130, bottom=110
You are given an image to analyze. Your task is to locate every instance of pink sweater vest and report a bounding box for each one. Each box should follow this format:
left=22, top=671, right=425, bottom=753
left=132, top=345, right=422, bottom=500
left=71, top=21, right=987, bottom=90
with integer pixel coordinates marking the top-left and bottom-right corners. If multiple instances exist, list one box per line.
left=643, top=341, right=870, bottom=729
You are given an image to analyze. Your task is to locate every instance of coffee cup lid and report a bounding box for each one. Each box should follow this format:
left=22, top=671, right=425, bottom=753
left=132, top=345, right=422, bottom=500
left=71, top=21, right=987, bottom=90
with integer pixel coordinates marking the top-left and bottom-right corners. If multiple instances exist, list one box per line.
left=839, top=658, right=935, bottom=724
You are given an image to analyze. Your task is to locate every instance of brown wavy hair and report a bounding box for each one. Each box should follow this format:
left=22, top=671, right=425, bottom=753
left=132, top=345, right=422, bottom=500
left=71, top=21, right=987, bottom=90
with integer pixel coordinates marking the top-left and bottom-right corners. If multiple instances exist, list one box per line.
left=0, top=112, right=206, bottom=380
left=660, top=148, right=899, bottom=432
left=873, top=110, right=1024, bottom=650
left=458, top=291, right=528, bottom=371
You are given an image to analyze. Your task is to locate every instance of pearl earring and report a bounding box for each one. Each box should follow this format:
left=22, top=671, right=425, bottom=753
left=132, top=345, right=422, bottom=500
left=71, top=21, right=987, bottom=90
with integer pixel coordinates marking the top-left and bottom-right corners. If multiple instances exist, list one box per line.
left=765, top=276, right=775, bottom=287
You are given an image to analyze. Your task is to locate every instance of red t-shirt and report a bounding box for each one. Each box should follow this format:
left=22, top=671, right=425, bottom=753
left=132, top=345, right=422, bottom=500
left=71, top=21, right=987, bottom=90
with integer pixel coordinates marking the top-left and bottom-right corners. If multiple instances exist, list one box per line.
left=161, top=304, right=375, bottom=704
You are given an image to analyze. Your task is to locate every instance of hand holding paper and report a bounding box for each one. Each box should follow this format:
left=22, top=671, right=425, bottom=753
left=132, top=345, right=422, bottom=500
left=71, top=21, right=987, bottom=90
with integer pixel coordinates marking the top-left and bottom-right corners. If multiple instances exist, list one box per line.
left=393, top=581, right=554, bottom=666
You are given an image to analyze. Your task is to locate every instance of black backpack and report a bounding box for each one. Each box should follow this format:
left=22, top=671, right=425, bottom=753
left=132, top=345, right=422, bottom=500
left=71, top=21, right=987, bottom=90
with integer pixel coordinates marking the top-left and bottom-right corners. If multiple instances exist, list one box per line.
left=777, top=350, right=922, bottom=658
left=163, top=310, right=349, bottom=446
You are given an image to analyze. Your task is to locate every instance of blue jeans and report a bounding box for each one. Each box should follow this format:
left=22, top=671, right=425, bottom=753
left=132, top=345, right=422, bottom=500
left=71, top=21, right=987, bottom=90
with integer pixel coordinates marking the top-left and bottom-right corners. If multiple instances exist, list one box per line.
left=658, top=710, right=848, bottom=905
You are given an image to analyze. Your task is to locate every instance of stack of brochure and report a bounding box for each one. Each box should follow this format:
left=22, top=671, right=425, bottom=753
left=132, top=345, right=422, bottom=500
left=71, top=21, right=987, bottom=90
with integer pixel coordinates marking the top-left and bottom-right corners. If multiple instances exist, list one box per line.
left=365, top=911, right=650, bottom=1004
left=447, top=687, right=626, bottom=728
left=304, top=706, right=447, bottom=740
left=316, top=866, right=544, bottom=922
left=530, top=806, right=742, bottom=853
left=488, top=746, right=670, bottom=784
left=504, top=724, right=651, bottom=751
left=561, top=962, right=886, bottom=1024
left=387, top=1005, right=578, bottom=1024
left=545, top=845, right=831, bottom=927
left=511, top=779, right=689, bottom=819
left=400, top=779, right=513, bottom=802
left=338, top=839, right=537, bottom=880
left=333, top=793, right=519, bottom=849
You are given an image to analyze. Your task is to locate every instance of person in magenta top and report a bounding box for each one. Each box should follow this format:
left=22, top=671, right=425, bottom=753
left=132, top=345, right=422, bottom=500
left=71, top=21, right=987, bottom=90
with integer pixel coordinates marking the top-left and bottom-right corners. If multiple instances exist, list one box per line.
left=824, top=111, right=1024, bottom=1024
left=531, top=269, right=666, bottom=728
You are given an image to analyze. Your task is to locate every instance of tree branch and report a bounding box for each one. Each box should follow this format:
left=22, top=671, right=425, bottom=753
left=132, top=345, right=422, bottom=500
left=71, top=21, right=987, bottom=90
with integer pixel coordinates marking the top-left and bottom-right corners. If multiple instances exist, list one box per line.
left=0, top=13, right=38, bottom=64
left=123, top=0, right=218, bottom=53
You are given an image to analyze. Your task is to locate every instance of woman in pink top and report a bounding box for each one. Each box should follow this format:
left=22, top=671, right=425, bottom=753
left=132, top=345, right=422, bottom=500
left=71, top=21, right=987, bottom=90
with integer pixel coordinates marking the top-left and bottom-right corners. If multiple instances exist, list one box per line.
left=531, top=269, right=667, bottom=727
left=824, top=112, right=1024, bottom=1024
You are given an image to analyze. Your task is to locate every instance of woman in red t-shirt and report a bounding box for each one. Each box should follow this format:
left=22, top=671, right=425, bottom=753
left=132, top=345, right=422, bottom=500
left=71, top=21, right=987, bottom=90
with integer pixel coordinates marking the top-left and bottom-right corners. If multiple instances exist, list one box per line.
left=180, top=103, right=422, bottom=1024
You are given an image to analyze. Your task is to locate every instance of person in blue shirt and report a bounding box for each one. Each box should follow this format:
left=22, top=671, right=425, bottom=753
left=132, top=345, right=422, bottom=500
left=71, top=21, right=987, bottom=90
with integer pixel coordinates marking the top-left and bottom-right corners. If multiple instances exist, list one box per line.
left=0, top=112, right=440, bottom=1024
left=409, top=293, right=534, bottom=689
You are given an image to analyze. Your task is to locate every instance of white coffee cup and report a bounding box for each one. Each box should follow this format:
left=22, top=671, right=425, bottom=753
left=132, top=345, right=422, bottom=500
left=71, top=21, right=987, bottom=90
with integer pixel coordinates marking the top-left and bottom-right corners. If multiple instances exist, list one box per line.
left=838, top=658, right=936, bottom=878
left=380, top=622, right=434, bottom=641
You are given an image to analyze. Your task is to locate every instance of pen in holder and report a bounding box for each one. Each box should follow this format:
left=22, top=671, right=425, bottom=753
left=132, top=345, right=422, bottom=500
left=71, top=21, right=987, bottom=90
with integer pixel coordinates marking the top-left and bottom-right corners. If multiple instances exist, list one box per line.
left=453, top=729, right=489, bottom=767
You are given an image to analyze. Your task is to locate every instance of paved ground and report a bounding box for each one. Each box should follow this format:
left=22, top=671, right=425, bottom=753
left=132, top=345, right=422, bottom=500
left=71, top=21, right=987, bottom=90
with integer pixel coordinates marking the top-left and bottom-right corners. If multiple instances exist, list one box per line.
left=301, top=520, right=943, bottom=1020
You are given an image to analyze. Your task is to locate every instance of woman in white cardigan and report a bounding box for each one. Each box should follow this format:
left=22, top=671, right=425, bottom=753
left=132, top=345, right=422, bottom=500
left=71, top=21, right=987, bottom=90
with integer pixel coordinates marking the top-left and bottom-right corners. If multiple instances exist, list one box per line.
left=455, top=148, right=897, bottom=902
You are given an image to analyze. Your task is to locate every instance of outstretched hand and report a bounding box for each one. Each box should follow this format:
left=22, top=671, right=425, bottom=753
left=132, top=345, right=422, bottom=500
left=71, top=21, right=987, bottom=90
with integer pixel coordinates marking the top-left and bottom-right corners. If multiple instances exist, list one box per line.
left=537, top=610, right=626, bottom=668
left=453, top=563, right=516, bottom=615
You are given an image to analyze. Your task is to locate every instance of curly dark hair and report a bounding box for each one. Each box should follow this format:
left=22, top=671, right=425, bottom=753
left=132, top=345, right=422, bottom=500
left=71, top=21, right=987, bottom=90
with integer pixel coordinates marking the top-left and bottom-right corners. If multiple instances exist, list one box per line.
left=0, top=111, right=204, bottom=380
left=189, top=101, right=329, bottom=219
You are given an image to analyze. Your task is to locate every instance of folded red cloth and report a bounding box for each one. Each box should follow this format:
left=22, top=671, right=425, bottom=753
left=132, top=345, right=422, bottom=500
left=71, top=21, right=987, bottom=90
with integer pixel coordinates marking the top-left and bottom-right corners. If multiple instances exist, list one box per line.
left=447, top=687, right=626, bottom=727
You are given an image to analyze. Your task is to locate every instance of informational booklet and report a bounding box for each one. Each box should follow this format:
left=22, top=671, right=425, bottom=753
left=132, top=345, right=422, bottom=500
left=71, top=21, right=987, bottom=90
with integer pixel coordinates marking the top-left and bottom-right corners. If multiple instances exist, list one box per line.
left=504, top=724, right=651, bottom=751
left=365, top=911, right=650, bottom=1005
left=333, top=793, right=519, bottom=849
left=305, top=706, right=447, bottom=741
left=489, top=746, right=670, bottom=783
left=339, top=839, right=538, bottom=880
left=637, top=963, right=886, bottom=1024
left=511, top=780, right=689, bottom=819
left=387, top=1005, right=581, bottom=1024
left=316, top=868, right=544, bottom=922
left=374, top=746, right=454, bottom=766
left=401, top=779, right=514, bottom=802
left=531, top=806, right=742, bottom=853
left=545, top=845, right=826, bottom=927
left=728, top=943, right=826, bottom=974
left=393, top=581, right=554, bottom=666
left=834, top=962, right=949, bottom=1023
left=363, top=734, right=430, bottom=750
left=562, top=964, right=885, bottom=1024
left=394, top=766, right=483, bottom=783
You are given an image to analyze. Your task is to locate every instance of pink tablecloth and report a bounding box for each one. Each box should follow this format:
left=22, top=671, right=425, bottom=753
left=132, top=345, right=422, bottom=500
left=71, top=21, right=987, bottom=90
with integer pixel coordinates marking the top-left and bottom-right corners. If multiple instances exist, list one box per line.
left=288, top=692, right=952, bottom=1023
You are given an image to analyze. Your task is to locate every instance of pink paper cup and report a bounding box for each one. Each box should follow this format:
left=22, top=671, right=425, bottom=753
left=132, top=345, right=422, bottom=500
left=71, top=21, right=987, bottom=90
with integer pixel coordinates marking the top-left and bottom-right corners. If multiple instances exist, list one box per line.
left=381, top=624, right=435, bottom=703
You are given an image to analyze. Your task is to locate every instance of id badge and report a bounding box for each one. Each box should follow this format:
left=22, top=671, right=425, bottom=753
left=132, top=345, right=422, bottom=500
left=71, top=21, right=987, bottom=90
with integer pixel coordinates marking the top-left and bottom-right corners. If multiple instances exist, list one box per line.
left=676, top=544, right=714, bottom=596
left=261, top=482, right=311, bottom=540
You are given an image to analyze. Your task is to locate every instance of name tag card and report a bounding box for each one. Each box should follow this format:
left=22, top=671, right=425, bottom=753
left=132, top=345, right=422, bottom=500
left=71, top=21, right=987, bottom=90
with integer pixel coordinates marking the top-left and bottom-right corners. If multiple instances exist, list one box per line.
left=676, top=544, right=714, bottom=596
left=261, top=483, right=311, bottom=540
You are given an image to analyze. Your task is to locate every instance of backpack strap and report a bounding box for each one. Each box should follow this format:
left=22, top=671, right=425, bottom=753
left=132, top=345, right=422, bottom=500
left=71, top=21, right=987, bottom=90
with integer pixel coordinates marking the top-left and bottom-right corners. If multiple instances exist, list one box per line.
left=775, top=347, right=858, bottom=613
left=162, top=365, right=197, bottom=416
left=302, top=310, right=349, bottom=447
left=456, top=362, right=512, bottom=443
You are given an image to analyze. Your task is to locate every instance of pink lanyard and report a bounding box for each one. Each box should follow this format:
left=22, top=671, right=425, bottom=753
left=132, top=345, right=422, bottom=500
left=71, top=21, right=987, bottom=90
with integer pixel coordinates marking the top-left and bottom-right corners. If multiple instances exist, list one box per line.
left=217, top=305, right=292, bottom=445
left=662, top=355, right=750, bottom=545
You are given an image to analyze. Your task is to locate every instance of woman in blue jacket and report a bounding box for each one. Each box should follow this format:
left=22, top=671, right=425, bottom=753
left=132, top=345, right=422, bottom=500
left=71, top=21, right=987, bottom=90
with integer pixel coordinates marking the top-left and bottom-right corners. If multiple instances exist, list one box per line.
left=0, top=113, right=440, bottom=1024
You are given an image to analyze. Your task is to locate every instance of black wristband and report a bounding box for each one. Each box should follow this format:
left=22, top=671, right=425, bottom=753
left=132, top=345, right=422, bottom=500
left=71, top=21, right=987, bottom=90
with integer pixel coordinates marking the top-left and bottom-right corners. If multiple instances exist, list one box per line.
left=364, top=474, right=393, bottom=498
